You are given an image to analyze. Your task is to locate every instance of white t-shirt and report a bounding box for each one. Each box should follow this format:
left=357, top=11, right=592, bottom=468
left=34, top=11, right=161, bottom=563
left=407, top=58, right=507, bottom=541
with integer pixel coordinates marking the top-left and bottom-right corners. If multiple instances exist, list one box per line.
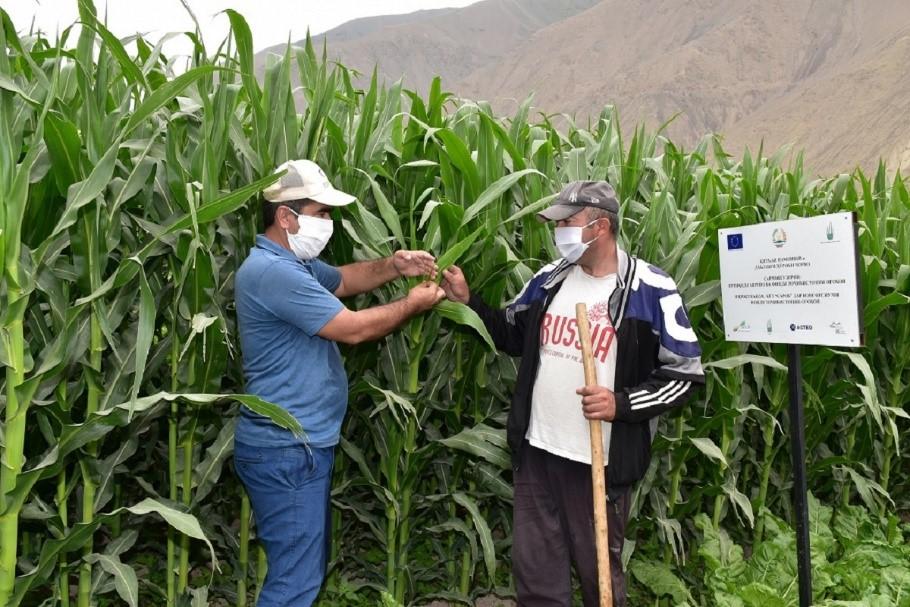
left=527, top=265, right=618, bottom=465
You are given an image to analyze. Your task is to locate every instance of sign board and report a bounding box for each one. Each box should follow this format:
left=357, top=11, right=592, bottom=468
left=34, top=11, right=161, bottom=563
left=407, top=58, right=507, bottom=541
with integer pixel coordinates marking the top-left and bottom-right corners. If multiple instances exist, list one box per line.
left=718, top=212, right=862, bottom=347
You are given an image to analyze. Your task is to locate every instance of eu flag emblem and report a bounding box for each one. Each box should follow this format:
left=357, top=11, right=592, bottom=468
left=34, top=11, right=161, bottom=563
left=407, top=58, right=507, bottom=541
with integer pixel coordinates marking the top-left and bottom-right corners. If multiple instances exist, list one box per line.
left=727, top=233, right=743, bottom=250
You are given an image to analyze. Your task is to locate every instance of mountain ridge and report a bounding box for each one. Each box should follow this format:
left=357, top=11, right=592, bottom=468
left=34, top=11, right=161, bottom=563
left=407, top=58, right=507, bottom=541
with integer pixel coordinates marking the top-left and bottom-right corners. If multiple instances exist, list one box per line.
left=255, top=0, right=910, bottom=175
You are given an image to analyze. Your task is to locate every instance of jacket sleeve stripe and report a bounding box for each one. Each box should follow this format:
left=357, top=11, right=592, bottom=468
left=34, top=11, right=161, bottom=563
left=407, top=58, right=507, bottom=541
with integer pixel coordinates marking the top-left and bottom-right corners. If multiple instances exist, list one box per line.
left=631, top=381, right=691, bottom=411
left=630, top=380, right=680, bottom=404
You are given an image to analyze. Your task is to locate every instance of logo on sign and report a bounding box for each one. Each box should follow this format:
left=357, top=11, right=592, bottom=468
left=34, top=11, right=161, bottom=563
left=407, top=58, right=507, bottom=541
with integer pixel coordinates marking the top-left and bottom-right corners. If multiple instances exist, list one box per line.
left=727, top=233, right=744, bottom=250
left=766, top=319, right=773, bottom=333
left=790, top=323, right=813, bottom=331
left=733, top=320, right=751, bottom=333
left=821, top=221, right=840, bottom=244
left=772, top=228, right=788, bottom=248
left=830, top=321, right=846, bottom=335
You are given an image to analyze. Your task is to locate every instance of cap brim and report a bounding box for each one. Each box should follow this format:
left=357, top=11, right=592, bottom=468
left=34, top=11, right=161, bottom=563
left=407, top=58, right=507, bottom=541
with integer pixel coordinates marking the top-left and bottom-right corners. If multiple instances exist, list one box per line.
left=537, top=204, right=584, bottom=222
left=309, top=187, right=356, bottom=207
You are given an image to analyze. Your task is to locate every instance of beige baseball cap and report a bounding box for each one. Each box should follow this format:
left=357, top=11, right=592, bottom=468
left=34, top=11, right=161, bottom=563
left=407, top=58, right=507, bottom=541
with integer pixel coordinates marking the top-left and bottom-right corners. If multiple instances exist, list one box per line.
left=262, top=159, right=356, bottom=206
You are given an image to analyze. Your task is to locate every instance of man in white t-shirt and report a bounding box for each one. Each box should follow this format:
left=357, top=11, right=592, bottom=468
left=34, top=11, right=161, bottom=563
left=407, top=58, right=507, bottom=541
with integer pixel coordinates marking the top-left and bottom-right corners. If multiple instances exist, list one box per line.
left=441, top=181, right=704, bottom=606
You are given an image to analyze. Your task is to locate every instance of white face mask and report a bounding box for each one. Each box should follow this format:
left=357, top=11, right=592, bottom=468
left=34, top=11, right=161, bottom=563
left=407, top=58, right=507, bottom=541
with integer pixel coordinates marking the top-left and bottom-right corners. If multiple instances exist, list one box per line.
left=554, top=219, right=601, bottom=263
left=286, top=210, right=333, bottom=260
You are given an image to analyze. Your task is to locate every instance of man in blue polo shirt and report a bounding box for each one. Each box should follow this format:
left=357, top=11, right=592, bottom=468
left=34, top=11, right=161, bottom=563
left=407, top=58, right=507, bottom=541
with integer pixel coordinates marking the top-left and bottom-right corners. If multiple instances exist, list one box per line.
left=233, top=159, right=444, bottom=606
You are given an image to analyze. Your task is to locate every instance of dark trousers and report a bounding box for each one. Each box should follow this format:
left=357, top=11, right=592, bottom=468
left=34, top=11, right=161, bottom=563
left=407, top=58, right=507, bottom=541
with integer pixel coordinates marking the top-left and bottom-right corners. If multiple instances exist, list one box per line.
left=513, top=443, right=631, bottom=607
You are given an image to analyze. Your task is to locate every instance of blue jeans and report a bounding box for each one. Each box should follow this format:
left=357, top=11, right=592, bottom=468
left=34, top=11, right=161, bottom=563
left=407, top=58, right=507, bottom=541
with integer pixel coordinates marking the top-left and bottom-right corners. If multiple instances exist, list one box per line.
left=234, top=442, right=335, bottom=607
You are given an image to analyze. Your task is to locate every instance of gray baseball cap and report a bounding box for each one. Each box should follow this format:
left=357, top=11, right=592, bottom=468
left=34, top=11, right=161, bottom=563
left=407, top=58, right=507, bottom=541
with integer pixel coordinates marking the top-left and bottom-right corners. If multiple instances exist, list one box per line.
left=538, top=181, right=620, bottom=221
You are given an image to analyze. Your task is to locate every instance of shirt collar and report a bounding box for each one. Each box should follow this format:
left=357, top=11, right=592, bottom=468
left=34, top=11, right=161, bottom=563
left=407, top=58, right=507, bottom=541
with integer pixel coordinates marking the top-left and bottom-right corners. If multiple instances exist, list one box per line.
left=616, top=246, right=630, bottom=287
left=255, top=234, right=298, bottom=262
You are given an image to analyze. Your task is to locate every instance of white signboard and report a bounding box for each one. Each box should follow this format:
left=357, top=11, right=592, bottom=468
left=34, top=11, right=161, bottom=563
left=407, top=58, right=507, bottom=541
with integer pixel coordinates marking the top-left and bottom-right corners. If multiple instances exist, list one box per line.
left=719, top=212, right=862, bottom=347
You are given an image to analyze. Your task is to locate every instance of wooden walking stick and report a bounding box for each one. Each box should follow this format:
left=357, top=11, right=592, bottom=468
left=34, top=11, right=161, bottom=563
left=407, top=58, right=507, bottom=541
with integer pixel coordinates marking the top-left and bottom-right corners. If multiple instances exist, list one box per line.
left=575, top=302, right=613, bottom=607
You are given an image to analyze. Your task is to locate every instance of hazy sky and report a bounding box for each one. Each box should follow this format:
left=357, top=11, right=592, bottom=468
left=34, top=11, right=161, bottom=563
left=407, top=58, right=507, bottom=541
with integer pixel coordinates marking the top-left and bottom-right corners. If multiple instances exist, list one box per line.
left=5, top=0, right=478, bottom=53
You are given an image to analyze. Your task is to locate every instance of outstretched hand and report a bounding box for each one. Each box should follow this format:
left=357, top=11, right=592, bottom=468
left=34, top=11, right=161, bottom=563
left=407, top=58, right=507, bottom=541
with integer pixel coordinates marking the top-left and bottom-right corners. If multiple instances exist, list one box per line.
left=407, top=281, right=446, bottom=312
left=441, top=266, right=471, bottom=304
left=393, top=250, right=437, bottom=279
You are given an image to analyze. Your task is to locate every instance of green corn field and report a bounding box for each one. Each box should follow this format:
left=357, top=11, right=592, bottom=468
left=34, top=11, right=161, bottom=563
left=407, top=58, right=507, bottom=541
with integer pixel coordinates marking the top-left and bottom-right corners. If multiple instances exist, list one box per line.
left=1, top=3, right=908, bottom=606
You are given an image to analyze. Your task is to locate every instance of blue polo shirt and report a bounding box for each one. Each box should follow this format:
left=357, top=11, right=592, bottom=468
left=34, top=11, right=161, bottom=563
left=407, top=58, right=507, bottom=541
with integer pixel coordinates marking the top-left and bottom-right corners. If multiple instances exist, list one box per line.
left=234, top=235, right=347, bottom=448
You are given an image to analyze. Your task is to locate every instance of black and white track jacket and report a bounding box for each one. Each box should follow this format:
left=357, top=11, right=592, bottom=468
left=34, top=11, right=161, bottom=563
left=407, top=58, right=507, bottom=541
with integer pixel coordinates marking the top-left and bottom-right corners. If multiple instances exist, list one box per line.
left=468, top=248, right=705, bottom=492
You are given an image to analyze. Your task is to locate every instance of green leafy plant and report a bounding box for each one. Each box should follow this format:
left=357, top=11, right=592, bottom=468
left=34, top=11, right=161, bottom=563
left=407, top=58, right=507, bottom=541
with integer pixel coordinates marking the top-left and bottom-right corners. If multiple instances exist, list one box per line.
left=0, top=3, right=906, bottom=606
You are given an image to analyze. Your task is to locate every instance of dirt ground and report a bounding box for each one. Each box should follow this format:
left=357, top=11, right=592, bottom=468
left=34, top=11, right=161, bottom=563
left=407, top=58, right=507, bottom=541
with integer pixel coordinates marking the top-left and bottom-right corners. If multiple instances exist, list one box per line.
left=421, top=597, right=515, bottom=607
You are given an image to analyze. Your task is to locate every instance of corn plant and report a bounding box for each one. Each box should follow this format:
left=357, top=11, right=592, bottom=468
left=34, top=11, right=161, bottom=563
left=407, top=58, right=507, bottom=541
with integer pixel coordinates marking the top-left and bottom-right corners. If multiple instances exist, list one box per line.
left=0, top=4, right=907, bottom=606
left=0, top=4, right=299, bottom=605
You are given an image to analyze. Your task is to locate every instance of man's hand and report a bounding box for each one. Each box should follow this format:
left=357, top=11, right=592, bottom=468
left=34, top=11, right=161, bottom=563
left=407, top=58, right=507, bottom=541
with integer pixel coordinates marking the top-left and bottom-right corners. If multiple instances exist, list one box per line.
left=393, top=250, right=437, bottom=279
left=576, top=385, right=617, bottom=421
left=441, top=266, right=471, bottom=304
left=407, top=281, right=446, bottom=312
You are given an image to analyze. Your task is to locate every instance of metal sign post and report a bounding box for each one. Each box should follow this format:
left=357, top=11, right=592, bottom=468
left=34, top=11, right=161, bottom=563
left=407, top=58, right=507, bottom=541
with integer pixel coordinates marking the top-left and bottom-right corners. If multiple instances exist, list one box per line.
left=787, top=344, right=812, bottom=606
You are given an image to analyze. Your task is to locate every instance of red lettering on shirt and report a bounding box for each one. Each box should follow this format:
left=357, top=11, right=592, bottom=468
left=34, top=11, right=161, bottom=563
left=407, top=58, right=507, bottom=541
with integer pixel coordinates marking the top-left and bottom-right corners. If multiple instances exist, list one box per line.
left=562, top=318, right=578, bottom=347
left=593, top=324, right=616, bottom=362
left=540, top=313, right=552, bottom=344
left=540, top=313, right=616, bottom=363
left=552, top=315, right=566, bottom=344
